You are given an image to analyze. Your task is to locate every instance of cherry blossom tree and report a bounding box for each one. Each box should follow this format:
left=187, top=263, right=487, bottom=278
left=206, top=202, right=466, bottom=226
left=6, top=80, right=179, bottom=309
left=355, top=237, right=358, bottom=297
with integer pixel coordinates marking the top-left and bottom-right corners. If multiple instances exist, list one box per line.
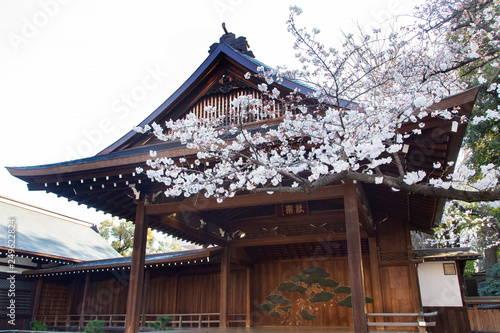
left=428, top=201, right=500, bottom=268
left=135, top=0, right=500, bottom=204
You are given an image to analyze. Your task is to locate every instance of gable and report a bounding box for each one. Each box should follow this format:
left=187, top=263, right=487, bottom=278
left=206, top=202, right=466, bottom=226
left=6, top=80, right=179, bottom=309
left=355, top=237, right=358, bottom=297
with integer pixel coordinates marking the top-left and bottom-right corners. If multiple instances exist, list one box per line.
left=99, top=43, right=312, bottom=155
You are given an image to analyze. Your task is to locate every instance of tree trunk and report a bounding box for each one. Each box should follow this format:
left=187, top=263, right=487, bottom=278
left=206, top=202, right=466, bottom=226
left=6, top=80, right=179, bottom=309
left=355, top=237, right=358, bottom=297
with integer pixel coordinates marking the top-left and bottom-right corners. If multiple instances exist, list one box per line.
left=484, top=245, right=499, bottom=270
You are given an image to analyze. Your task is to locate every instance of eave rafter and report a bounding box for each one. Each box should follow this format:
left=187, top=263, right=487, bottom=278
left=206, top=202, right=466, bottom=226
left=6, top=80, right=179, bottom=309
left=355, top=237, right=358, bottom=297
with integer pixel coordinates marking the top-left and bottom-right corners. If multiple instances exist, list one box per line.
left=145, top=185, right=346, bottom=216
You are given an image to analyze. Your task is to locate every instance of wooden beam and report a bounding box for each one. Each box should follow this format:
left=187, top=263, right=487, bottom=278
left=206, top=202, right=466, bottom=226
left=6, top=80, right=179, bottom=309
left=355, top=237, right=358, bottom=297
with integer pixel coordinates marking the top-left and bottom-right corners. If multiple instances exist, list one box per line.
left=368, top=237, right=384, bottom=320
left=146, top=185, right=345, bottom=215
left=158, top=215, right=226, bottom=246
left=229, top=209, right=345, bottom=231
left=220, top=247, right=230, bottom=328
left=173, top=273, right=178, bottom=327
left=31, top=277, right=43, bottom=322
left=140, top=268, right=150, bottom=328
left=344, top=182, right=367, bottom=333
left=125, top=201, right=148, bottom=333
left=405, top=220, right=422, bottom=312
left=246, top=267, right=252, bottom=327
left=79, top=273, right=90, bottom=328
left=228, top=232, right=367, bottom=247
left=230, top=256, right=253, bottom=268
left=356, top=184, right=375, bottom=237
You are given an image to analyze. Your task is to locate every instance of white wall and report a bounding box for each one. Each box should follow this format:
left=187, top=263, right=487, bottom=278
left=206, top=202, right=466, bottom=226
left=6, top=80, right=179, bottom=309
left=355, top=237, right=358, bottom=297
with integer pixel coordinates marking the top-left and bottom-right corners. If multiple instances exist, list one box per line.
left=417, top=261, right=463, bottom=307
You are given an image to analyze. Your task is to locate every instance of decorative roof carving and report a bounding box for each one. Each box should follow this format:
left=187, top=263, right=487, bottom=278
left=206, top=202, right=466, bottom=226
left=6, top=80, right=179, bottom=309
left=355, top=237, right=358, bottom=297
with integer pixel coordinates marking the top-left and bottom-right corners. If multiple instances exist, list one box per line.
left=209, top=23, right=255, bottom=58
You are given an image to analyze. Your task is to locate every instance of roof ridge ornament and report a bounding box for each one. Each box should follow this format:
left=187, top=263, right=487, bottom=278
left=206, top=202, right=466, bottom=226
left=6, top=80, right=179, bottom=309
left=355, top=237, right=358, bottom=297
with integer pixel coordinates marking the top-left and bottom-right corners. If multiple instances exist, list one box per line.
left=208, top=22, right=255, bottom=58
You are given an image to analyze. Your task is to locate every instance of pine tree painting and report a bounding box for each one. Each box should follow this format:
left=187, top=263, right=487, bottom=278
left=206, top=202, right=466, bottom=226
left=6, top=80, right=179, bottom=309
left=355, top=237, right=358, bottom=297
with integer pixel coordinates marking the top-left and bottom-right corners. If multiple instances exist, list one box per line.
left=257, top=266, right=374, bottom=325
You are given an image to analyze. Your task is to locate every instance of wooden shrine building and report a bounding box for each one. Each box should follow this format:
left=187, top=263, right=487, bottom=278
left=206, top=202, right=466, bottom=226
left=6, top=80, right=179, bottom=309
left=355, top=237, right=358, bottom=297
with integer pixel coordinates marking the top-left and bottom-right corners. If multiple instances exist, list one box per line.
left=7, top=30, right=480, bottom=333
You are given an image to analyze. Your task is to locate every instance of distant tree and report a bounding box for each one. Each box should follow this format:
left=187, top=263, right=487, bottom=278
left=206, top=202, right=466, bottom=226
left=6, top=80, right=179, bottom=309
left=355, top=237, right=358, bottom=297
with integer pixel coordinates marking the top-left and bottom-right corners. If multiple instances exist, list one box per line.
left=479, top=263, right=500, bottom=296
left=151, top=235, right=183, bottom=253
left=99, top=218, right=182, bottom=256
left=429, top=201, right=500, bottom=270
left=428, top=0, right=500, bottom=269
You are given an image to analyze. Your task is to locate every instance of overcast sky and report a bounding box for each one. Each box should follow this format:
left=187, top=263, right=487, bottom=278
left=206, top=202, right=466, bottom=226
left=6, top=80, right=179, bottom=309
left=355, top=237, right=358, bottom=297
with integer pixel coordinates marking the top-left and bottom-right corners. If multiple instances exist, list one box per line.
left=0, top=0, right=419, bottom=224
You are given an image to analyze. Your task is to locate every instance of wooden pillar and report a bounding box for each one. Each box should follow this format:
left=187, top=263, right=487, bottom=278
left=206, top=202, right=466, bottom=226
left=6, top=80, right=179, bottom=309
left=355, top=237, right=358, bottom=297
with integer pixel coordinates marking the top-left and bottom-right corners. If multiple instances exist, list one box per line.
left=31, top=277, right=43, bottom=322
left=140, top=268, right=150, bottom=328
left=344, top=182, right=367, bottom=333
left=125, top=201, right=148, bottom=333
left=220, top=247, right=230, bottom=328
left=79, top=272, right=90, bottom=328
left=368, top=237, right=384, bottom=317
left=173, top=273, right=178, bottom=316
left=246, top=267, right=252, bottom=327
left=405, top=220, right=422, bottom=312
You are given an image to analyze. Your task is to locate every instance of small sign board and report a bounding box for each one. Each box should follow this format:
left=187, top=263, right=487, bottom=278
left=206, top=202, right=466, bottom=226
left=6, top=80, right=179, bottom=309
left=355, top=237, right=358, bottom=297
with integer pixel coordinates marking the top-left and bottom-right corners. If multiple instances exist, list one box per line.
left=443, top=263, right=456, bottom=275
left=275, top=202, right=309, bottom=218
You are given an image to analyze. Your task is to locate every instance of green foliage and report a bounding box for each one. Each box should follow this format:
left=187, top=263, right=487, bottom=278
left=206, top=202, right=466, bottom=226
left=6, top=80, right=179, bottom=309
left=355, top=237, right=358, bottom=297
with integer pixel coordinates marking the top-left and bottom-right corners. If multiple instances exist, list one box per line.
left=278, top=305, right=292, bottom=312
left=479, top=263, right=500, bottom=296
left=99, top=218, right=140, bottom=255
left=257, top=303, right=275, bottom=312
left=463, top=64, right=500, bottom=173
left=310, top=291, right=335, bottom=303
left=269, top=311, right=281, bottom=317
left=302, top=266, right=329, bottom=276
left=464, top=260, right=477, bottom=277
left=336, top=295, right=374, bottom=307
left=334, top=286, right=351, bottom=294
left=147, top=316, right=173, bottom=331
left=99, top=218, right=182, bottom=256
left=29, top=321, right=47, bottom=331
left=265, top=294, right=290, bottom=304
left=290, top=266, right=332, bottom=286
left=337, top=295, right=352, bottom=307
left=258, top=265, right=376, bottom=324
left=300, top=310, right=316, bottom=321
left=318, top=278, right=340, bottom=288
left=83, top=320, right=105, bottom=333
left=277, top=281, right=307, bottom=294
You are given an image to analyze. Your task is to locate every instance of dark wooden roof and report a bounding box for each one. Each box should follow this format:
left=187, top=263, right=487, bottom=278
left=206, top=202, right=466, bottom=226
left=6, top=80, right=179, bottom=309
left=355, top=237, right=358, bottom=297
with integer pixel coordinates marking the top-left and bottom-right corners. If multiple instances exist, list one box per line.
left=99, top=42, right=319, bottom=155
left=413, top=247, right=481, bottom=261
left=23, top=247, right=222, bottom=276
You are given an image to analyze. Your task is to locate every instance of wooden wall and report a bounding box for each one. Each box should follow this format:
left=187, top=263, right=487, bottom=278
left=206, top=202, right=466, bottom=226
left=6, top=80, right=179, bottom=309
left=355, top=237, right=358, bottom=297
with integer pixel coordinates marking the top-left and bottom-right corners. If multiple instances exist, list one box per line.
left=34, top=218, right=420, bottom=329
left=467, top=306, right=500, bottom=332
left=82, top=274, right=129, bottom=315
left=252, top=258, right=374, bottom=327
left=38, top=282, right=71, bottom=316
left=424, top=306, right=470, bottom=333
left=379, top=266, right=414, bottom=313
left=38, top=268, right=247, bottom=317
left=376, top=218, right=419, bottom=314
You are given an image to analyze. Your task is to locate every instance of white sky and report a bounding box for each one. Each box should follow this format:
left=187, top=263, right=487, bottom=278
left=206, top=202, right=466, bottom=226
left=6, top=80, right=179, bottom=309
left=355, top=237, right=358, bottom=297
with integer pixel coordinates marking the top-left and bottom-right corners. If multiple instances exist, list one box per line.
left=0, top=0, right=418, bottom=224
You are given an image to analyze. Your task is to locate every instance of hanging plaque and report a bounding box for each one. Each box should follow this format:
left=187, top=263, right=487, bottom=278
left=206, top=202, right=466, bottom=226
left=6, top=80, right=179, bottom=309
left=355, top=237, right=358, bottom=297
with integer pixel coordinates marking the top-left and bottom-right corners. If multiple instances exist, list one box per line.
left=275, top=201, right=309, bottom=218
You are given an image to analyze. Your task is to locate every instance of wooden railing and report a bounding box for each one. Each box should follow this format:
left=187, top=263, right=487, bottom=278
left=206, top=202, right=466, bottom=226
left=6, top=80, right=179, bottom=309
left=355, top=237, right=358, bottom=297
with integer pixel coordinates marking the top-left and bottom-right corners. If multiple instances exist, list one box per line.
left=35, top=312, right=246, bottom=328
left=366, top=312, right=437, bottom=332
left=141, top=313, right=220, bottom=328
left=464, top=296, right=500, bottom=332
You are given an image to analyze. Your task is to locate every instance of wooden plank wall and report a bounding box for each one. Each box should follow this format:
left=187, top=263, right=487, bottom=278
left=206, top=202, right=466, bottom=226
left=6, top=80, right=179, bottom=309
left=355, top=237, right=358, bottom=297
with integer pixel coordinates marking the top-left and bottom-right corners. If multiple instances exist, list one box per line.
left=376, top=218, right=418, bottom=315
left=424, top=306, right=470, bottom=333
left=379, top=266, right=414, bottom=313
left=83, top=276, right=129, bottom=315
left=37, top=269, right=247, bottom=318
left=38, top=282, right=70, bottom=316
left=252, top=258, right=374, bottom=327
left=467, top=306, right=500, bottom=332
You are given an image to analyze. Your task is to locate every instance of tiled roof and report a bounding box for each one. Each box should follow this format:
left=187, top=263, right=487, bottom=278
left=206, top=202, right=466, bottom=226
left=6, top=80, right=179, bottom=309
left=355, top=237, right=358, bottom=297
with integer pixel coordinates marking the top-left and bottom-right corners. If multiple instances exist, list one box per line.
left=0, top=196, right=120, bottom=261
